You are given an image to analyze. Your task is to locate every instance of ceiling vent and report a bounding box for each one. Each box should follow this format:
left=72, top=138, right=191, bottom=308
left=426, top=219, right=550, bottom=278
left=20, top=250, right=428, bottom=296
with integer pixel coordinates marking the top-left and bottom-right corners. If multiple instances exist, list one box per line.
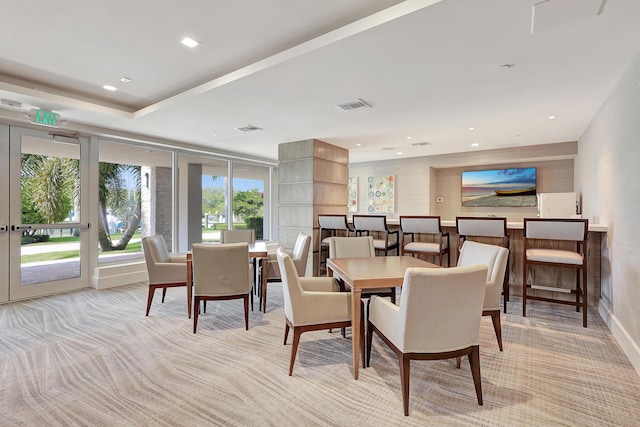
left=235, top=124, right=264, bottom=132
left=336, top=98, right=371, bottom=112
left=411, top=141, right=431, bottom=146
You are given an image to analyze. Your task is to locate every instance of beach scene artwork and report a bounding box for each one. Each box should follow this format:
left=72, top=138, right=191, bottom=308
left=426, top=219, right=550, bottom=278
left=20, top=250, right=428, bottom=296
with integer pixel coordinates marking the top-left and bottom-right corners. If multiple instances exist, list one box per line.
left=462, top=167, right=537, bottom=207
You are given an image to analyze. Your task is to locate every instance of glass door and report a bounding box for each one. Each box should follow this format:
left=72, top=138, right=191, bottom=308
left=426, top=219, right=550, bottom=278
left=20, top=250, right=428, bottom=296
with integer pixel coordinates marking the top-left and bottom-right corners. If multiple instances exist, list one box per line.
left=0, top=125, right=9, bottom=303
left=7, top=126, right=89, bottom=300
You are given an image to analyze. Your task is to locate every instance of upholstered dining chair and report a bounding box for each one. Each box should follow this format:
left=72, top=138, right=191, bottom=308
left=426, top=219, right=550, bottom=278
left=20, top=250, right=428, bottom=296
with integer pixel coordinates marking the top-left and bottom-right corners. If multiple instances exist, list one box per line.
left=263, top=232, right=311, bottom=312
left=317, top=214, right=353, bottom=276
left=352, top=215, right=399, bottom=256
left=191, top=242, right=253, bottom=333
left=399, top=215, right=450, bottom=267
left=328, top=236, right=396, bottom=304
left=457, top=240, right=509, bottom=351
left=277, top=248, right=360, bottom=376
left=523, top=218, right=589, bottom=327
left=220, top=229, right=256, bottom=244
left=142, top=234, right=188, bottom=317
left=456, top=216, right=510, bottom=312
left=366, top=264, right=488, bottom=416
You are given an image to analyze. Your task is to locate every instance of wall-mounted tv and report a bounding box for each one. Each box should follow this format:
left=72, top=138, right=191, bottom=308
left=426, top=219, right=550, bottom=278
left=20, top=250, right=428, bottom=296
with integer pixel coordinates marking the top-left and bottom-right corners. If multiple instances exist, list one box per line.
left=461, top=167, right=537, bottom=207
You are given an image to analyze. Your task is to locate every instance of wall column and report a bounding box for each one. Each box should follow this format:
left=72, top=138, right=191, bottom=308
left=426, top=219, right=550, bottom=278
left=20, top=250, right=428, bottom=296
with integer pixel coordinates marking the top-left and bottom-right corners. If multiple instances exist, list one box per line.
left=278, top=139, right=348, bottom=276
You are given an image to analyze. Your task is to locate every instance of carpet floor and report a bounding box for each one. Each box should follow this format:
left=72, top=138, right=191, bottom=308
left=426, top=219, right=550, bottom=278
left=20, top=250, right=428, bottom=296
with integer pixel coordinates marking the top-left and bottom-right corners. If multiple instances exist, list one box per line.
left=1, top=282, right=639, bottom=426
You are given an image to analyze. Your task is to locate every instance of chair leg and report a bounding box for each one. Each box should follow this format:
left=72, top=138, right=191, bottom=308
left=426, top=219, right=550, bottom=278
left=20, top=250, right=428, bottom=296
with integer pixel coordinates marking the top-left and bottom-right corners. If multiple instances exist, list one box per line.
left=582, top=267, right=588, bottom=328
left=468, top=346, right=483, bottom=405
left=490, top=310, right=503, bottom=351
left=503, top=258, right=510, bottom=313
left=522, top=262, right=527, bottom=318
left=456, top=356, right=462, bottom=369
left=400, top=354, right=411, bottom=416
left=193, top=296, right=200, bottom=333
left=289, top=328, right=302, bottom=376
left=146, top=286, right=155, bottom=316
left=366, top=322, right=374, bottom=367
left=284, top=322, right=290, bottom=345
left=390, top=289, right=396, bottom=305
left=161, top=287, right=167, bottom=303
left=243, top=294, right=249, bottom=330
left=262, top=280, right=268, bottom=313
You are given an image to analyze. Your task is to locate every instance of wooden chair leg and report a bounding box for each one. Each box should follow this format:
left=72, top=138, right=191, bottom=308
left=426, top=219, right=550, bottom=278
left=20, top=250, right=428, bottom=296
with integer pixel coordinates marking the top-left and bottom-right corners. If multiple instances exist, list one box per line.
left=146, top=286, right=155, bottom=316
left=289, top=328, right=302, bottom=376
left=490, top=310, right=503, bottom=351
left=366, top=322, right=374, bottom=367
left=243, top=294, right=249, bottom=331
left=468, top=346, right=483, bottom=405
left=456, top=356, right=462, bottom=369
left=400, top=354, right=411, bottom=416
left=284, top=322, right=290, bottom=345
left=193, top=296, right=200, bottom=333
left=161, top=287, right=167, bottom=303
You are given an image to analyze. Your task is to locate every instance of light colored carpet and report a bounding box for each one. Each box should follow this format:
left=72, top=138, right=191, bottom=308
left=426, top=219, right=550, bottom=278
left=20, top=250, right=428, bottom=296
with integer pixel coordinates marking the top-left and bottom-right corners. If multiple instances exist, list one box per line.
left=1, top=282, right=639, bottom=426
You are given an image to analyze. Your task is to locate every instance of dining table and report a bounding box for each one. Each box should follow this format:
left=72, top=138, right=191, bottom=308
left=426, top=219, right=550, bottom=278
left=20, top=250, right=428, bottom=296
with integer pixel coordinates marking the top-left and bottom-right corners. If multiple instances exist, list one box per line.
left=326, top=255, right=439, bottom=380
left=186, top=241, right=268, bottom=318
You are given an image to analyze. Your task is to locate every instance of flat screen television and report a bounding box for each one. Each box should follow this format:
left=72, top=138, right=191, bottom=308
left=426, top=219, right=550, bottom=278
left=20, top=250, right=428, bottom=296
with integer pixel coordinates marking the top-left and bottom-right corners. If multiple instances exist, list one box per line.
left=461, top=167, right=537, bottom=207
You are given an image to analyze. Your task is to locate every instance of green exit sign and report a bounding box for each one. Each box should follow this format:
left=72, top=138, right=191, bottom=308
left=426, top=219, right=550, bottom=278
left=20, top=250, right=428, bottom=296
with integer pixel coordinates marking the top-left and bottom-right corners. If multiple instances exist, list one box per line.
left=30, top=109, right=60, bottom=127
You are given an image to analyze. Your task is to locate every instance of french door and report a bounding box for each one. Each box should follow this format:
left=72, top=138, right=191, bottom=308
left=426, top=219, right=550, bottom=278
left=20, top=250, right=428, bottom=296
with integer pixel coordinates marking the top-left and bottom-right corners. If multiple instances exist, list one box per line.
left=0, top=125, right=89, bottom=302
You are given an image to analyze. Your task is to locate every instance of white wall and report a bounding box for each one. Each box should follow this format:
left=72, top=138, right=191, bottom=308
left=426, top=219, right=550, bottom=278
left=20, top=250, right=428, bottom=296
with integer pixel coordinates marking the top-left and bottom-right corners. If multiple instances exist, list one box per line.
left=576, top=50, right=640, bottom=374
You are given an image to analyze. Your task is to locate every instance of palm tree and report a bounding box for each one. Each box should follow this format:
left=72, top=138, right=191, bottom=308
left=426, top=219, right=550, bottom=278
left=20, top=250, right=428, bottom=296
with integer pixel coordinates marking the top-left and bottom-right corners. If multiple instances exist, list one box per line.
left=22, top=154, right=141, bottom=251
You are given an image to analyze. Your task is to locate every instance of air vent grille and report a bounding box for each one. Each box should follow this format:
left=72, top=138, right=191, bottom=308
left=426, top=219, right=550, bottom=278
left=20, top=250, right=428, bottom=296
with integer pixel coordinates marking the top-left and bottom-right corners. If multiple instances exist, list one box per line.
left=336, top=98, right=371, bottom=111
left=235, top=125, right=264, bottom=132
left=411, top=141, right=431, bottom=146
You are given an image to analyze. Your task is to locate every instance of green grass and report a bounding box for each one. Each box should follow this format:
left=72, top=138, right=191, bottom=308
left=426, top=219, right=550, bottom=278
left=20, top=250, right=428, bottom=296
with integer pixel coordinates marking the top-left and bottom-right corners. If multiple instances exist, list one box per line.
left=22, top=242, right=142, bottom=264
left=26, top=233, right=142, bottom=246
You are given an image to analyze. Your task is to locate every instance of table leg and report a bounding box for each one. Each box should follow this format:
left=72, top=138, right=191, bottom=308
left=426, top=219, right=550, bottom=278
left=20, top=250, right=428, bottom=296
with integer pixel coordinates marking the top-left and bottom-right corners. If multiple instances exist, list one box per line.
left=352, top=287, right=363, bottom=380
left=261, top=257, right=268, bottom=312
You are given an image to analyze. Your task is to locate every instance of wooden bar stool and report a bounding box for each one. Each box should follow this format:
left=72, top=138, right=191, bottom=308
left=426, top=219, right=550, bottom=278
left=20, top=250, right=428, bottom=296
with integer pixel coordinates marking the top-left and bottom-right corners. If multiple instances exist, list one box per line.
left=400, top=216, right=450, bottom=267
left=456, top=216, right=509, bottom=313
left=317, top=214, right=352, bottom=276
left=352, top=215, right=399, bottom=256
left=522, top=218, right=589, bottom=327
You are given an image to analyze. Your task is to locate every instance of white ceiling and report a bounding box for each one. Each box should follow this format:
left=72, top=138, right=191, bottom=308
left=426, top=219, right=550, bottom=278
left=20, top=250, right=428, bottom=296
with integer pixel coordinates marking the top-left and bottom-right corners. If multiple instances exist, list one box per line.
left=1, top=0, right=639, bottom=163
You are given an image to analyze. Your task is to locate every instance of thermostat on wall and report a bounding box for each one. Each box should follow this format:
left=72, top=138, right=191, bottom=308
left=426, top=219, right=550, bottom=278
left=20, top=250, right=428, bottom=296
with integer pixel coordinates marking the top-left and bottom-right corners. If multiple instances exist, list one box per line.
left=436, top=196, right=444, bottom=203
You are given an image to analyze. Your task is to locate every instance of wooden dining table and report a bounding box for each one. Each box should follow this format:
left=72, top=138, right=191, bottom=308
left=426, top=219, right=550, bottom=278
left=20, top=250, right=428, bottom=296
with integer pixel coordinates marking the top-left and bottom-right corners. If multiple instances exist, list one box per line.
left=326, top=255, right=439, bottom=380
left=186, top=242, right=268, bottom=318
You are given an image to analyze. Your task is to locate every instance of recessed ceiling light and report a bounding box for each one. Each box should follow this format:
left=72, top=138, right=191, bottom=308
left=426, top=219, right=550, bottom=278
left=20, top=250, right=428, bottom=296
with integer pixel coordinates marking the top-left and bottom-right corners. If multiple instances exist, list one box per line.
left=469, top=127, right=475, bottom=131
left=181, top=37, right=200, bottom=48
left=406, top=136, right=412, bottom=140
left=548, top=115, right=557, bottom=120
left=471, top=143, right=480, bottom=147
left=120, top=77, right=132, bottom=83
left=396, top=152, right=403, bottom=155
left=212, top=133, right=219, bottom=137
left=103, top=85, right=117, bottom=91
left=356, top=143, right=362, bottom=147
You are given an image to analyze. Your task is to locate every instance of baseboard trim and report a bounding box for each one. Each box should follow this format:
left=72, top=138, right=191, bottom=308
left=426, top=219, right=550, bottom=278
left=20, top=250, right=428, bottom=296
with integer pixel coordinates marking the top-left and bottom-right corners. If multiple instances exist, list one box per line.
left=599, top=301, right=640, bottom=377
left=92, top=261, right=148, bottom=290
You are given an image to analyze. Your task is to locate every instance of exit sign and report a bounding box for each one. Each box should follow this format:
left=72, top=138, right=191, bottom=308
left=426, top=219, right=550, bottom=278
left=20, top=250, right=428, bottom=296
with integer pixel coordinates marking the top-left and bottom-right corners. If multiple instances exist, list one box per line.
left=30, top=109, right=60, bottom=127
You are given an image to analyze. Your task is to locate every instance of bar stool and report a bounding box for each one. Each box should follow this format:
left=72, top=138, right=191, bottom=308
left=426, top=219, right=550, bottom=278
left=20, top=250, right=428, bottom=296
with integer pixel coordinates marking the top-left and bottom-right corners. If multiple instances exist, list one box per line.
left=522, top=218, right=589, bottom=327
left=456, top=216, right=509, bottom=313
left=399, top=216, right=450, bottom=266
left=317, top=214, right=353, bottom=276
left=352, top=215, right=399, bottom=256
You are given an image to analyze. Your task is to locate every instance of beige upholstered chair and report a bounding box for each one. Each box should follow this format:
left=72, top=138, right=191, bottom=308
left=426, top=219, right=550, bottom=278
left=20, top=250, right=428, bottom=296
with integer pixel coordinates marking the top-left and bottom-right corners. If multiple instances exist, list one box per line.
left=191, top=242, right=253, bottom=333
left=400, top=216, right=450, bottom=267
left=317, top=214, right=353, bottom=275
left=328, top=236, right=396, bottom=304
left=366, top=264, right=488, bottom=416
left=352, top=215, right=399, bottom=256
left=142, top=235, right=188, bottom=317
left=277, top=248, right=357, bottom=376
left=457, top=240, right=509, bottom=351
left=456, top=216, right=510, bottom=312
left=263, top=232, right=311, bottom=312
left=220, top=229, right=256, bottom=244
left=523, top=218, right=589, bottom=327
